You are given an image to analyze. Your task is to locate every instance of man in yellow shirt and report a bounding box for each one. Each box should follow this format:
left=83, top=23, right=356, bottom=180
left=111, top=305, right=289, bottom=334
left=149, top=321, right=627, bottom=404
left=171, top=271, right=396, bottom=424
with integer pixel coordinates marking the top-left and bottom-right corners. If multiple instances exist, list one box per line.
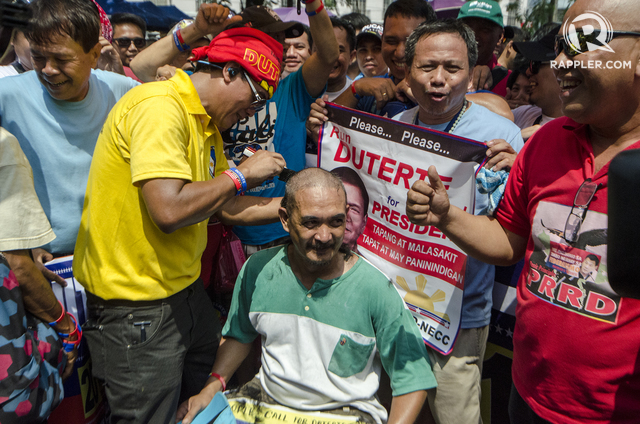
left=73, top=27, right=286, bottom=423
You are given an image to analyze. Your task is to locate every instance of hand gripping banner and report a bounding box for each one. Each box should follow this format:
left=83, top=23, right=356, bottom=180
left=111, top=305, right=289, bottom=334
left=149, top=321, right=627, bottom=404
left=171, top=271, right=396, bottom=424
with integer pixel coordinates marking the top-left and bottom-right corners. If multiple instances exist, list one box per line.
left=319, top=104, right=487, bottom=354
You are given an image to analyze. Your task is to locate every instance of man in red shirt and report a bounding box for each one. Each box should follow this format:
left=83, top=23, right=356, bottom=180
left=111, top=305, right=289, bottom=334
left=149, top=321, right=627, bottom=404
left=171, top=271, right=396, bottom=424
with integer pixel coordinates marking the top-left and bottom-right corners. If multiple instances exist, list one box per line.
left=407, top=0, right=640, bottom=422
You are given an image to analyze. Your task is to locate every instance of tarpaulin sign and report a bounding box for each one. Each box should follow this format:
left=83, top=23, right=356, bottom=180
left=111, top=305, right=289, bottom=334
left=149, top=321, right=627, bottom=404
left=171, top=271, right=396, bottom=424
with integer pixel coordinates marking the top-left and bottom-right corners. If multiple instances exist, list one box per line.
left=319, top=104, right=486, bottom=354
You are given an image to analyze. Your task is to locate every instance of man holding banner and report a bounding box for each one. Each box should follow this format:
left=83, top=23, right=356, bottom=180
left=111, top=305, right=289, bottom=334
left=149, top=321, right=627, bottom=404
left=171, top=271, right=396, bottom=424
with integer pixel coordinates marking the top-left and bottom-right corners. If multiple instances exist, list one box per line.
left=406, top=0, right=640, bottom=422
left=393, top=20, right=523, bottom=424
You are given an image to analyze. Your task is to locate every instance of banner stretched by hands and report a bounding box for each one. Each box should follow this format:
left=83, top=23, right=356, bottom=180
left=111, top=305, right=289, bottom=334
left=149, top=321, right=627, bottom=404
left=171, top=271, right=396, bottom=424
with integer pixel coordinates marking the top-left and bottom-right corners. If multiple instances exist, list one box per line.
left=319, top=104, right=487, bottom=354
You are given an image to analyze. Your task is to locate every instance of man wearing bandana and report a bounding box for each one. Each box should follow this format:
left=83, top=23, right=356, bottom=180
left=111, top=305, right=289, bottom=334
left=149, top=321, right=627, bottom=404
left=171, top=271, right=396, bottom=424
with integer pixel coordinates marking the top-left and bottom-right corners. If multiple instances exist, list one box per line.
left=73, top=28, right=287, bottom=423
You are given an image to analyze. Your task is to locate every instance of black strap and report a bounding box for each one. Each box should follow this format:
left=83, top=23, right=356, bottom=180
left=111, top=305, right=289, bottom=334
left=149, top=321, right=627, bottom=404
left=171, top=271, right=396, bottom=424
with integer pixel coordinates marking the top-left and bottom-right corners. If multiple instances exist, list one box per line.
left=533, top=115, right=543, bottom=125
left=490, top=66, right=509, bottom=90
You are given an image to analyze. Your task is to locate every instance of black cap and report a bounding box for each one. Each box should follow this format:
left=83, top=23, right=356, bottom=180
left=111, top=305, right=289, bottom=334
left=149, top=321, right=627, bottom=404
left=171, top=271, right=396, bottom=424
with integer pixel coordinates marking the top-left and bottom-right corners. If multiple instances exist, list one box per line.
left=236, top=6, right=305, bottom=39
left=513, top=24, right=560, bottom=62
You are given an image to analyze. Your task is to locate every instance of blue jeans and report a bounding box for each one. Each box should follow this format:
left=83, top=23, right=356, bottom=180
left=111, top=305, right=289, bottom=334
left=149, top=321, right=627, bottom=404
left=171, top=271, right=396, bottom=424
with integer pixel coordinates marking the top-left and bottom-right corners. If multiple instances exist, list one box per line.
left=83, top=280, right=221, bottom=424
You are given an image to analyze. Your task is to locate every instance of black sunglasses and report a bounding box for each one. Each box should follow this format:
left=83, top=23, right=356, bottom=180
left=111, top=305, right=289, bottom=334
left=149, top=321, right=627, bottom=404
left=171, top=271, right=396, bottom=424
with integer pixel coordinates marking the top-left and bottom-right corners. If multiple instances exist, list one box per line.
left=528, top=61, right=549, bottom=75
left=554, top=30, right=640, bottom=57
left=114, top=37, right=146, bottom=49
left=563, top=178, right=600, bottom=244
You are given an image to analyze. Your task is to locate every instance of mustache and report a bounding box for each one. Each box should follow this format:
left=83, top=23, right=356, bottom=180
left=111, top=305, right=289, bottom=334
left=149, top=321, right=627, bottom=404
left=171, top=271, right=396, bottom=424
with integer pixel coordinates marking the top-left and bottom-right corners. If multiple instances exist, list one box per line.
left=309, top=241, right=335, bottom=251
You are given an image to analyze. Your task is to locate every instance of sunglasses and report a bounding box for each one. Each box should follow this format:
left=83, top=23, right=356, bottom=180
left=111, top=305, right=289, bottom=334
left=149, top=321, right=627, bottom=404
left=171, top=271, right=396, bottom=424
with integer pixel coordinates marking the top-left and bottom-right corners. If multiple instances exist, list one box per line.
left=528, top=61, right=549, bottom=75
left=563, top=178, right=600, bottom=244
left=113, top=37, right=146, bottom=49
left=554, top=30, right=640, bottom=57
left=195, top=61, right=268, bottom=111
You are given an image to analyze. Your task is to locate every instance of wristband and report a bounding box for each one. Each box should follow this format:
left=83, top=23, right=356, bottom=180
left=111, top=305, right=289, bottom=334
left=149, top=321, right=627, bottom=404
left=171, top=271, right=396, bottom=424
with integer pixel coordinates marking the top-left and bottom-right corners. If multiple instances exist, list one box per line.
left=209, top=372, right=227, bottom=391
left=56, top=311, right=80, bottom=339
left=306, top=1, right=324, bottom=16
left=172, top=28, right=190, bottom=52
left=48, top=300, right=65, bottom=327
left=59, top=312, right=83, bottom=352
left=223, top=169, right=243, bottom=195
left=228, top=168, right=248, bottom=193
left=351, top=80, right=361, bottom=100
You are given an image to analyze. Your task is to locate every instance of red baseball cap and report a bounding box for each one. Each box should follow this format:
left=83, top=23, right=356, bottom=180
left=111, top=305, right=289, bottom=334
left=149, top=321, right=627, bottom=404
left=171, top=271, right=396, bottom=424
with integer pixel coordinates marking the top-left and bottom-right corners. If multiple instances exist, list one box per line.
left=190, top=27, right=283, bottom=99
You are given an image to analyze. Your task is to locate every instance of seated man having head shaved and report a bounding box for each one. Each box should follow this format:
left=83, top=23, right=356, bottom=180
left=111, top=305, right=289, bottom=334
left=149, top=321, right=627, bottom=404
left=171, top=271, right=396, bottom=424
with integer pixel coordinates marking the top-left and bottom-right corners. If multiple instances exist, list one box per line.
left=178, top=168, right=436, bottom=424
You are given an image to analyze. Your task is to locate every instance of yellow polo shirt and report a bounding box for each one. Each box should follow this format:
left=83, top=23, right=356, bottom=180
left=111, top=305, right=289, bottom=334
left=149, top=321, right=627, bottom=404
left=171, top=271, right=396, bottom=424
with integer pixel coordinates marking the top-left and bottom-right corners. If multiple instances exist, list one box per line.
left=74, top=70, right=228, bottom=300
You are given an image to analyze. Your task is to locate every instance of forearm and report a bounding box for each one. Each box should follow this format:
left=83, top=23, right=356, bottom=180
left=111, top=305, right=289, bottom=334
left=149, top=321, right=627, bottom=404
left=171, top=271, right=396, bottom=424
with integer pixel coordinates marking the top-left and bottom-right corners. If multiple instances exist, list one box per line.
left=202, top=337, right=253, bottom=393
left=141, top=175, right=238, bottom=233
left=3, top=250, right=75, bottom=333
left=438, top=206, right=525, bottom=266
left=388, top=390, right=427, bottom=424
left=306, top=0, right=339, bottom=66
left=300, top=0, right=339, bottom=96
left=333, top=86, right=359, bottom=108
left=130, top=24, right=210, bottom=83
left=216, top=195, right=282, bottom=226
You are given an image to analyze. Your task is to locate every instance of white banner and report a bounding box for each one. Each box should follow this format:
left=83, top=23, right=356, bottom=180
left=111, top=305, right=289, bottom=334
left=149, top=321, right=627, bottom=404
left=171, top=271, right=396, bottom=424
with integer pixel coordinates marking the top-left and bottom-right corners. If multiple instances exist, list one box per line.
left=319, top=104, right=487, bottom=354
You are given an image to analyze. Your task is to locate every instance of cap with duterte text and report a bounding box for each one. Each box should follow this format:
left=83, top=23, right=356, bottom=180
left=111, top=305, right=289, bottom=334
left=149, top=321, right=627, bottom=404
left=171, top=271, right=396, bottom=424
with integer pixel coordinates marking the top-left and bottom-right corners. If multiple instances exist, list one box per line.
left=458, top=0, right=503, bottom=28
left=236, top=6, right=305, bottom=39
left=190, top=27, right=283, bottom=99
left=513, top=24, right=560, bottom=63
left=356, top=23, right=383, bottom=47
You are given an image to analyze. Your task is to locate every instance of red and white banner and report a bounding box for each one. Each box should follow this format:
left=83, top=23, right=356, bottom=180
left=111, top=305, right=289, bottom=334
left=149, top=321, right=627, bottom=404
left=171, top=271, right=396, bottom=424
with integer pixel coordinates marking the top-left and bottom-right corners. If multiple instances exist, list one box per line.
left=319, top=104, right=487, bottom=354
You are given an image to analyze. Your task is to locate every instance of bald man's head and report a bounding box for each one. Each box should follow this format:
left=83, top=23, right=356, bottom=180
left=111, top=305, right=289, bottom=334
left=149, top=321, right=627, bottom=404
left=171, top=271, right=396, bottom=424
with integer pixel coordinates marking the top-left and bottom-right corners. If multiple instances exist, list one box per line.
left=281, top=168, right=347, bottom=216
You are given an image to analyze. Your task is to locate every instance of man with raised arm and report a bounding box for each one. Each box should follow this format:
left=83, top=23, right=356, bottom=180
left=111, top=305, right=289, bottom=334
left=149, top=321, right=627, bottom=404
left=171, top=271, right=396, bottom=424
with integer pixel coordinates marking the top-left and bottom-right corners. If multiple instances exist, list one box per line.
left=406, top=0, right=640, bottom=422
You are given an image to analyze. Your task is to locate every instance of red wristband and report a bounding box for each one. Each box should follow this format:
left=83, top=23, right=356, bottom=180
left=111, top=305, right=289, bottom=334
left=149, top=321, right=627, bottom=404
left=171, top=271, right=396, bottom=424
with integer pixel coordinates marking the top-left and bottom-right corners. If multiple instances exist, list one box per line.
left=222, top=169, right=242, bottom=193
left=306, top=1, right=324, bottom=16
left=209, top=372, right=227, bottom=391
left=351, top=80, right=361, bottom=100
left=48, top=300, right=65, bottom=327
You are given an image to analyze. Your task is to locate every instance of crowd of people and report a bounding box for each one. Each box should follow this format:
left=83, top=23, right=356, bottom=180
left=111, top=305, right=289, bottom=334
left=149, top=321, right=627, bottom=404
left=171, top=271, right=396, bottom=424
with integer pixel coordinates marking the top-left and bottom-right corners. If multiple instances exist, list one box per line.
left=0, top=0, right=639, bottom=423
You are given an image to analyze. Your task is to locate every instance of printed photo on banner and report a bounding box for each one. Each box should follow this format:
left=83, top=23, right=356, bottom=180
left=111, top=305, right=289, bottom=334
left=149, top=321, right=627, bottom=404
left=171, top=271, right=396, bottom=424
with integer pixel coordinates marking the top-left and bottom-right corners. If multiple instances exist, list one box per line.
left=319, top=103, right=487, bottom=354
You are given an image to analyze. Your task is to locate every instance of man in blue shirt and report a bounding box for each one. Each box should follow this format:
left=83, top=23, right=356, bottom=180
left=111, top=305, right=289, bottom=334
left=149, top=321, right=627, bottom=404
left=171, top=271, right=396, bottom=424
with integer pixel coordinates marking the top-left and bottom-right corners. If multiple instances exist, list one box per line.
left=0, top=0, right=137, bottom=269
left=393, top=20, right=523, bottom=424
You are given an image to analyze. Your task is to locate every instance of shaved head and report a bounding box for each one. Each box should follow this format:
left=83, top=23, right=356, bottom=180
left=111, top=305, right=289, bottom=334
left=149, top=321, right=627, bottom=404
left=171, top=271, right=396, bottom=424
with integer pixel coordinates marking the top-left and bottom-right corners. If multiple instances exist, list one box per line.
left=281, top=168, right=346, bottom=215
left=557, top=0, right=640, bottom=128
left=565, top=0, right=639, bottom=31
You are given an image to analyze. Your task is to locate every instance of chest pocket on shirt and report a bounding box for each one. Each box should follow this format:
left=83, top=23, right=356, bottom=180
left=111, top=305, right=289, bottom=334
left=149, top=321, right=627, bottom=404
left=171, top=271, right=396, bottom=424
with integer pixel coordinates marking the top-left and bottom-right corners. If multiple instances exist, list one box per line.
left=328, top=334, right=375, bottom=378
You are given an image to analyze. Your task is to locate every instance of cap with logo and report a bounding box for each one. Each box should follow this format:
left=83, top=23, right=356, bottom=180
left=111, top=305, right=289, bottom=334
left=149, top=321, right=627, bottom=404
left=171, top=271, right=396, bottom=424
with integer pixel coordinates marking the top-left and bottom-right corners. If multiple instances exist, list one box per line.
left=356, top=23, right=383, bottom=48
left=190, top=27, right=284, bottom=99
left=513, top=24, right=561, bottom=63
left=457, top=0, right=504, bottom=28
left=234, top=6, right=305, bottom=39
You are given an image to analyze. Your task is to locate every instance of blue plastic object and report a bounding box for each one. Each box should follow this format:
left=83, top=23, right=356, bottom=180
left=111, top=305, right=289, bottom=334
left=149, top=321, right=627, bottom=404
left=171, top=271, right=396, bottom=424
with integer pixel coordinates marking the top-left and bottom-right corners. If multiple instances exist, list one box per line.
left=177, top=392, right=236, bottom=424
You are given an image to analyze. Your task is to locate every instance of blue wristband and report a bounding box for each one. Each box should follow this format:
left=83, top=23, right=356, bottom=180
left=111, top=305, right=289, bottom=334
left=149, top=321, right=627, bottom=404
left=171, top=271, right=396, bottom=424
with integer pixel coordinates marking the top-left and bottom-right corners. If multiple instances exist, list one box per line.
left=229, top=168, right=247, bottom=193
left=306, top=1, right=324, bottom=16
left=172, top=30, right=189, bottom=52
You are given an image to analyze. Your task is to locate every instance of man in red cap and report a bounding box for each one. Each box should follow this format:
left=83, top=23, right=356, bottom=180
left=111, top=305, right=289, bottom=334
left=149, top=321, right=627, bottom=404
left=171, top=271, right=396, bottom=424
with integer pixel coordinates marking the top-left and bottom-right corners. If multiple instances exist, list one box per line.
left=73, top=27, right=287, bottom=423
left=130, top=2, right=339, bottom=256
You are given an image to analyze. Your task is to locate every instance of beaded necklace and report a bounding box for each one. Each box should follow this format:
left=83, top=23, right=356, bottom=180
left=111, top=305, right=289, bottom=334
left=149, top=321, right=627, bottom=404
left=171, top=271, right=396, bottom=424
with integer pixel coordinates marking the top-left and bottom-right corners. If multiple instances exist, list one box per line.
left=413, top=99, right=469, bottom=133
